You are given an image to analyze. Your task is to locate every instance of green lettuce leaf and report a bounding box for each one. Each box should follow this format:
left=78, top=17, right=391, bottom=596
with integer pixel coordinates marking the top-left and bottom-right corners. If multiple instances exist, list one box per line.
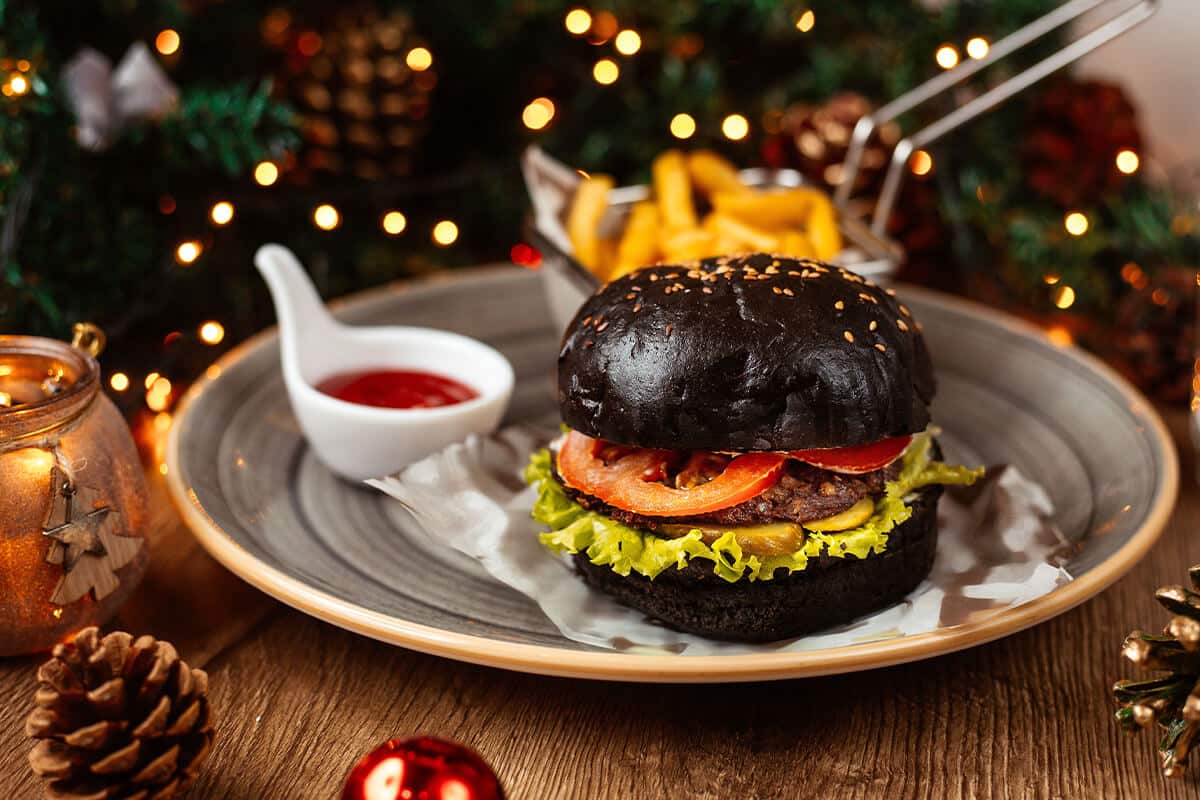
left=526, top=432, right=984, bottom=584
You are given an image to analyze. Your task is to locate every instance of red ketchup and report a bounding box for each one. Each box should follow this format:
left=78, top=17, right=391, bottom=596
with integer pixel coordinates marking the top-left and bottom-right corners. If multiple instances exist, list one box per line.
left=316, top=369, right=479, bottom=410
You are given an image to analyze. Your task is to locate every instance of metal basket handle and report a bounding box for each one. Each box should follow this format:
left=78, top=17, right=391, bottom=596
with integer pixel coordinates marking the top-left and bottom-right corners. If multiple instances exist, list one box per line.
left=835, top=0, right=1160, bottom=236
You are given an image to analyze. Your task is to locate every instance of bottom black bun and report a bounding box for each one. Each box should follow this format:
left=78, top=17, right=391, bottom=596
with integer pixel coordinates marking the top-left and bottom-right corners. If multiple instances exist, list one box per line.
left=572, top=482, right=942, bottom=642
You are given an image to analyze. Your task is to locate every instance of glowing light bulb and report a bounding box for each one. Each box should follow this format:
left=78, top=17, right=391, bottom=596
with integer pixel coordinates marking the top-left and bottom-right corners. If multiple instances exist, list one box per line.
left=966, top=37, right=989, bottom=60
left=615, top=30, right=641, bottom=55
left=795, top=10, right=815, bottom=32
left=1115, top=149, right=1140, bottom=174
left=155, top=29, right=180, bottom=56
left=721, top=114, right=749, bottom=141
left=935, top=45, right=959, bottom=70
left=8, top=74, right=28, bottom=95
left=522, top=97, right=555, bottom=130
left=109, top=372, right=130, bottom=392
left=910, top=150, right=933, bottom=176
left=199, top=321, right=225, bottom=345
left=406, top=47, right=433, bottom=72
left=254, top=161, right=279, bottom=186
left=210, top=201, right=234, bottom=225
left=565, top=9, right=592, bottom=35
left=592, top=58, right=619, bottom=85
left=1054, top=285, right=1076, bottom=309
left=175, top=241, right=201, bottom=265
left=313, top=204, right=340, bottom=230
left=382, top=211, right=407, bottom=235
left=1064, top=211, right=1089, bottom=236
left=670, top=113, right=696, bottom=139
left=432, top=220, right=459, bottom=246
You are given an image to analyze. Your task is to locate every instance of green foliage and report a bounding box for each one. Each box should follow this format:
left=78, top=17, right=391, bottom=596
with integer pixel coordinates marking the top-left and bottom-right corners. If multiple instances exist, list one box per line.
left=155, top=81, right=298, bottom=176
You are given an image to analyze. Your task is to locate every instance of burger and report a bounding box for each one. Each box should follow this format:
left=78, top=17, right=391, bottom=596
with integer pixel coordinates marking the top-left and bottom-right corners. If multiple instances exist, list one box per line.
left=525, top=253, right=983, bottom=642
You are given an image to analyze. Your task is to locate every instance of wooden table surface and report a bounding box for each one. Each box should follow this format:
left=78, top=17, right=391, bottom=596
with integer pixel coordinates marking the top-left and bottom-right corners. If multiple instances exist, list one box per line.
left=3, top=410, right=1200, bottom=799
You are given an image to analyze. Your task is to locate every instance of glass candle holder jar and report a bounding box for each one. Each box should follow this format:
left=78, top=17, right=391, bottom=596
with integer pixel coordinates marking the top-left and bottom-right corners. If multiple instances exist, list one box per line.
left=0, top=325, right=148, bottom=656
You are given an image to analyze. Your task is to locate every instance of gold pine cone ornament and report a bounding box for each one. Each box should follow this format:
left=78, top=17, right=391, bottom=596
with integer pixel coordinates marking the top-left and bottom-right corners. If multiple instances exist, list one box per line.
left=1114, top=565, right=1200, bottom=777
left=26, top=627, right=215, bottom=799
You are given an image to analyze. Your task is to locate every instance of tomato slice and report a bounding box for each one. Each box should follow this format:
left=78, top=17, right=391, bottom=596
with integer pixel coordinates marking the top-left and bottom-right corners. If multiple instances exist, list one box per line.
left=790, top=435, right=912, bottom=474
left=556, top=431, right=786, bottom=517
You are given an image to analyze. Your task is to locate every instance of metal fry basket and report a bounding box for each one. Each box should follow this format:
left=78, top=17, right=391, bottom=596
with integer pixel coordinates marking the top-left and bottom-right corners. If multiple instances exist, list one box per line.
left=523, top=0, right=1158, bottom=333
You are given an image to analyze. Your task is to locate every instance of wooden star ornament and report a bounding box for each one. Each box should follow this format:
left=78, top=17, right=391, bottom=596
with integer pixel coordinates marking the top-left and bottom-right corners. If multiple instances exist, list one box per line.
left=41, top=466, right=143, bottom=605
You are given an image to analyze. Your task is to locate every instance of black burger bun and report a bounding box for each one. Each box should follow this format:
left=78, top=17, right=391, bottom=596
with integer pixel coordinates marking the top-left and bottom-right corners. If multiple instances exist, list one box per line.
left=558, top=253, right=935, bottom=451
left=571, top=482, right=942, bottom=642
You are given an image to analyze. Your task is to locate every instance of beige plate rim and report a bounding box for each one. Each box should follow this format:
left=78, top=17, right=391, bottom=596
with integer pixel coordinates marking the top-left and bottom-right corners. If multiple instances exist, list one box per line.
left=165, top=269, right=1180, bottom=683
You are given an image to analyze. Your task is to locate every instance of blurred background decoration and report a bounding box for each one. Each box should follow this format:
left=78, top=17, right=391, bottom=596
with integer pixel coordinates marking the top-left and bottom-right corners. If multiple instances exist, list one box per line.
left=3, top=0, right=1200, bottom=436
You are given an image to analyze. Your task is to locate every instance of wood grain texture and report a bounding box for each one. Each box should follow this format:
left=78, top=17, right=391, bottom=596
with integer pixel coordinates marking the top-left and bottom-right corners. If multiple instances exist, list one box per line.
left=2, top=410, right=1200, bottom=799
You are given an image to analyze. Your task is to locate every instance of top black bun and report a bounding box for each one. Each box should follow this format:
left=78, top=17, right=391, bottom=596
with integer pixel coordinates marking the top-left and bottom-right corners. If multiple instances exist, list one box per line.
left=557, top=253, right=935, bottom=451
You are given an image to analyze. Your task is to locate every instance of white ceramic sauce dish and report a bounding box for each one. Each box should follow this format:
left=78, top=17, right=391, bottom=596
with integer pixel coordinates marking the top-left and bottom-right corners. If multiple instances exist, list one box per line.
left=255, top=244, right=514, bottom=481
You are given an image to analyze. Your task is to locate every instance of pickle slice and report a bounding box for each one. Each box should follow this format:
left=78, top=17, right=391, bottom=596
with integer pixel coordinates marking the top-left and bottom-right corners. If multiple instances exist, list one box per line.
left=803, top=497, right=875, bottom=532
left=653, top=496, right=878, bottom=556
left=657, top=521, right=803, bottom=556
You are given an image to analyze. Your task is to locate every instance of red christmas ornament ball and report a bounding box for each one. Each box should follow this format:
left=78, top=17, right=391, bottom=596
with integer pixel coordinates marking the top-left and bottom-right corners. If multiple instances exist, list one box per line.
left=342, top=737, right=504, bottom=800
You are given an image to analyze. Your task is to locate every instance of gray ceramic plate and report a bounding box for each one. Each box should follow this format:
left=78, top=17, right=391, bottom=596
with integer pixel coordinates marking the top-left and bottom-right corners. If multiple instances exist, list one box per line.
left=167, top=266, right=1178, bottom=682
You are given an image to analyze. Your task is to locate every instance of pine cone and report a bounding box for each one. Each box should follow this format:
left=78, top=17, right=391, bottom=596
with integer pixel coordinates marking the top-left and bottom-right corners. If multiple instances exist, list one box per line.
left=1023, top=77, right=1142, bottom=207
left=26, top=627, right=215, bottom=799
left=1114, top=567, right=1200, bottom=777
left=761, top=92, right=895, bottom=195
left=277, top=7, right=434, bottom=181
left=1104, top=267, right=1196, bottom=403
left=760, top=91, right=945, bottom=267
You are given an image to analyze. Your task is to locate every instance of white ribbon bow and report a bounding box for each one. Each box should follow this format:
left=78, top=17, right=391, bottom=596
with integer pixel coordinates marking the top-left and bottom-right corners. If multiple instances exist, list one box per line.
left=62, top=42, right=179, bottom=151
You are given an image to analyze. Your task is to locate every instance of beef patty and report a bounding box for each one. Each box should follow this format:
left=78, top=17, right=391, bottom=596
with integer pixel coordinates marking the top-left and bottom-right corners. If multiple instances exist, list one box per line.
left=552, top=456, right=894, bottom=529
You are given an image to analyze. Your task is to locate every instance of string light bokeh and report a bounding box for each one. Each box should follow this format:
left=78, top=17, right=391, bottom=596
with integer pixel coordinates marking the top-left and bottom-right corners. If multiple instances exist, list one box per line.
left=592, top=58, right=619, bottom=85
left=175, top=241, right=201, bottom=265
left=910, top=150, right=934, bottom=176
left=433, top=220, right=459, bottom=246
left=614, top=30, right=641, bottom=55
left=382, top=211, right=408, bottom=236
left=522, top=97, right=555, bottom=130
left=1116, top=149, right=1140, bottom=174
left=721, top=114, right=749, bottom=141
left=670, top=113, right=696, bottom=139
left=1064, top=211, right=1089, bottom=236
left=564, top=9, right=592, bottom=35
left=253, top=161, right=279, bottom=186
left=155, top=29, right=180, bottom=56
left=209, top=202, right=234, bottom=226
left=935, top=44, right=959, bottom=69
left=313, top=204, right=341, bottom=231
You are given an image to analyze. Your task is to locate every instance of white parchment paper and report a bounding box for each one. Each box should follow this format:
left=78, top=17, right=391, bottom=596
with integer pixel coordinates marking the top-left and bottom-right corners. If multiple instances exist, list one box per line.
left=367, top=426, right=1072, bottom=655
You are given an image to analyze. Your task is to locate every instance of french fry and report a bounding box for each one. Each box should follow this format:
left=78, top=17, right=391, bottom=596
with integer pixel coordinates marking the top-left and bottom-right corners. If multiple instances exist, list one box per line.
left=704, top=212, right=780, bottom=252
left=687, top=150, right=752, bottom=197
left=652, top=150, right=698, bottom=231
left=595, top=238, right=619, bottom=281
left=777, top=230, right=816, bottom=258
left=712, top=187, right=824, bottom=229
left=661, top=228, right=718, bottom=262
left=566, top=174, right=614, bottom=272
left=611, top=200, right=661, bottom=279
left=805, top=193, right=843, bottom=259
